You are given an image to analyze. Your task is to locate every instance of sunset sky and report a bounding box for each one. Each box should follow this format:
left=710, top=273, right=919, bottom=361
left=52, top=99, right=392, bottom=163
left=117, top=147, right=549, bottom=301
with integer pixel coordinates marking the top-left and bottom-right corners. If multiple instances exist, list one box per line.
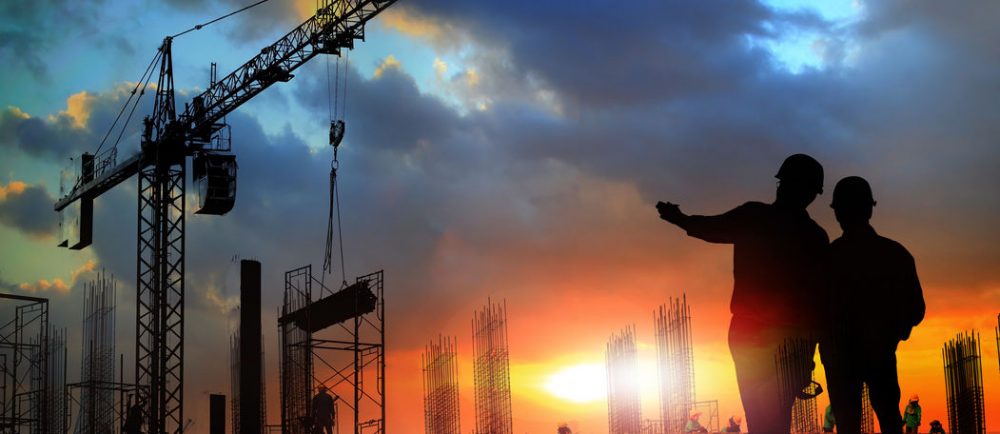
left=1, top=0, right=999, bottom=433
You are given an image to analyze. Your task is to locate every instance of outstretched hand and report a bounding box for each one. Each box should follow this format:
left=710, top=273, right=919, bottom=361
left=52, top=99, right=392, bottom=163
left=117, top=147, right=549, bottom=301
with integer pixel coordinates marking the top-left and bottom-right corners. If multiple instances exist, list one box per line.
left=656, top=201, right=683, bottom=224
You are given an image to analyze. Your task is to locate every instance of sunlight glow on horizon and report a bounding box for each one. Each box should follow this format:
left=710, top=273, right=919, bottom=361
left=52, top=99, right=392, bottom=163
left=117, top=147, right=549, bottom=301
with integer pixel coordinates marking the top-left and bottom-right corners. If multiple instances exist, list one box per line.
left=543, top=363, right=607, bottom=404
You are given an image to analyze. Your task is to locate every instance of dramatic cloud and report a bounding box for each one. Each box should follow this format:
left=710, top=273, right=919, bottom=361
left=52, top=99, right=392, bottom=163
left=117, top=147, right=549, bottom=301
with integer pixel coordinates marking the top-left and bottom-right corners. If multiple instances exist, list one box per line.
left=0, top=181, right=59, bottom=238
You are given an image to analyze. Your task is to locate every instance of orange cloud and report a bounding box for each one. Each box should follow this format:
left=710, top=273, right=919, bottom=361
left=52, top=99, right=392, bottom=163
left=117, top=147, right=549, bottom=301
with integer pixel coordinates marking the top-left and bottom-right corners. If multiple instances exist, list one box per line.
left=0, top=181, right=27, bottom=201
left=17, top=259, right=96, bottom=295
left=48, top=91, right=96, bottom=129
left=373, top=54, right=402, bottom=78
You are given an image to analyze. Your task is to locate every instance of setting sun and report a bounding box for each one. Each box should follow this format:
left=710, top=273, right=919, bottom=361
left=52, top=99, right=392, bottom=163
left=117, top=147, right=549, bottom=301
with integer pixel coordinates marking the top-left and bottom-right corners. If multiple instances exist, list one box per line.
left=543, top=363, right=607, bottom=404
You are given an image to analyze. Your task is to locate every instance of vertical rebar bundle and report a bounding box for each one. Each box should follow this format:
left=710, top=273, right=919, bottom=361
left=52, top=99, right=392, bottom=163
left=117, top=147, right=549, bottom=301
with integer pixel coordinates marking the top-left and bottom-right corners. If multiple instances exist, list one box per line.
left=472, top=299, right=512, bottom=434
left=43, top=329, right=67, bottom=434
left=775, top=338, right=819, bottom=434
left=942, top=331, right=985, bottom=434
left=606, top=325, right=641, bottom=434
left=422, top=336, right=460, bottom=434
left=0, top=294, right=50, bottom=434
left=76, top=274, right=117, bottom=434
left=231, top=334, right=241, bottom=434
left=860, top=383, right=874, bottom=434
left=995, top=314, right=999, bottom=374
left=654, top=296, right=694, bottom=434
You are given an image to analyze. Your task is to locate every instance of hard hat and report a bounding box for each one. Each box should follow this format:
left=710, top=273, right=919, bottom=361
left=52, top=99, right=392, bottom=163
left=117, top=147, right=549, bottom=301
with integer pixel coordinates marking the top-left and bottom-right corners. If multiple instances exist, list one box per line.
left=831, top=176, right=876, bottom=208
left=776, top=153, right=824, bottom=194
left=689, top=410, right=702, bottom=419
left=731, top=415, right=742, bottom=424
left=910, top=394, right=919, bottom=402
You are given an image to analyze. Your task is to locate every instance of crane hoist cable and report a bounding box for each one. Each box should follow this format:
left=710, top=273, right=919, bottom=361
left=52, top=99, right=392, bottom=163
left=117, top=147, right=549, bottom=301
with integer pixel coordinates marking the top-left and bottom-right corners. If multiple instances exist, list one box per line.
left=323, top=51, right=350, bottom=287
left=94, top=49, right=161, bottom=156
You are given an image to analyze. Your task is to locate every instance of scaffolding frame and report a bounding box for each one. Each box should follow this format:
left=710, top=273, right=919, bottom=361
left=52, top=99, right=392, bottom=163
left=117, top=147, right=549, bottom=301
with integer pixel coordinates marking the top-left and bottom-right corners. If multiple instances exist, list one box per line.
left=280, top=266, right=385, bottom=434
left=606, top=325, right=640, bottom=434
left=654, top=296, right=694, bottom=434
left=943, top=331, right=985, bottom=434
left=0, top=293, right=49, bottom=434
left=422, top=336, right=460, bottom=434
left=472, top=299, right=512, bottom=434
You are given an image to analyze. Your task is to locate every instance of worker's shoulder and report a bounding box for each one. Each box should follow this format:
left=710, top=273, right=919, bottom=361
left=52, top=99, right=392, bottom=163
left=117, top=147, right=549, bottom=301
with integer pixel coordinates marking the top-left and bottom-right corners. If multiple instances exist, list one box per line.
left=730, top=201, right=769, bottom=215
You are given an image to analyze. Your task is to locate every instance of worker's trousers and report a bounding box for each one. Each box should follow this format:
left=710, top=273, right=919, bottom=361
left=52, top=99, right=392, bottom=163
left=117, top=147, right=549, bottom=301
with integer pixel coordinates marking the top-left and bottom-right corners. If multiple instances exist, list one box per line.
left=729, top=316, right=816, bottom=434
left=821, top=336, right=903, bottom=434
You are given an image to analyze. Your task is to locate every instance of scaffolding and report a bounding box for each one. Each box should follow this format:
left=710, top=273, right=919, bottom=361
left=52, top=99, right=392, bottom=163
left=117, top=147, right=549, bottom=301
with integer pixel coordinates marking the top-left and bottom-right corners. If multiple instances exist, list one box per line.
left=0, top=293, right=49, bottom=434
left=654, top=296, right=694, bottom=434
left=775, top=338, right=819, bottom=434
left=943, top=331, right=985, bottom=434
left=606, top=325, right=640, bottom=434
left=422, top=336, right=460, bottom=434
left=860, top=383, right=874, bottom=434
left=472, top=299, right=512, bottom=434
left=279, top=265, right=385, bottom=434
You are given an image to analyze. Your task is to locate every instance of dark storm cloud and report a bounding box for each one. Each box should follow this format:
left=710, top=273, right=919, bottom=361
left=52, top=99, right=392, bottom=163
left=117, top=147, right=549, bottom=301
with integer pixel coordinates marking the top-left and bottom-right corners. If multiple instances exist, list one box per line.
left=0, top=0, right=129, bottom=79
left=0, top=183, right=59, bottom=237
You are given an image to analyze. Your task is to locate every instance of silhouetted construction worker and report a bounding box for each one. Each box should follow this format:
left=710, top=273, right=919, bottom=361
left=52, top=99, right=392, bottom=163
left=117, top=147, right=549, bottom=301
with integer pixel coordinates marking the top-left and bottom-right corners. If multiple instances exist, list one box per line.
left=822, top=404, right=835, bottom=432
left=122, top=394, right=143, bottom=434
left=929, top=419, right=945, bottom=434
left=557, top=424, right=573, bottom=434
left=312, top=386, right=336, bottom=434
left=657, top=154, right=829, bottom=433
left=819, top=176, right=925, bottom=434
left=903, top=395, right=922, bottom=433
left=723, top=415, right=743, bottom=432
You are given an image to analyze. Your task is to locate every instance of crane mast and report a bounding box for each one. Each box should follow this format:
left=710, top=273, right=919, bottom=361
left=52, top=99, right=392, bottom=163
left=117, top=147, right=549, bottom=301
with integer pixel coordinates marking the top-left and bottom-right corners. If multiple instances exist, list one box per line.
left=53, top=2, right=398, bottom=434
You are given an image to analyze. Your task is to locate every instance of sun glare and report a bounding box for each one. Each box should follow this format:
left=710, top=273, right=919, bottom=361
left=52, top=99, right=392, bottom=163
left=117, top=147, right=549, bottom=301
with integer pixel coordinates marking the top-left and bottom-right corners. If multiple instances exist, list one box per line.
left=543, top=363, right=607, bottom=404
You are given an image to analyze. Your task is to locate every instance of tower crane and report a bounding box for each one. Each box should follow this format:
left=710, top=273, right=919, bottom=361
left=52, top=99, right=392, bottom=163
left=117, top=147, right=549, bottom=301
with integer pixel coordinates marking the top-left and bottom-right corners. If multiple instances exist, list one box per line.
left=53, top=1, right=397, bottom=433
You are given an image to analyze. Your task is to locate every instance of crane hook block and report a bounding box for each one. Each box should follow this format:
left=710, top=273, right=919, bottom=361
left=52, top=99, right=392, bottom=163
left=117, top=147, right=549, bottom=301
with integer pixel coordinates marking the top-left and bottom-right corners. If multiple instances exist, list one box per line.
left=329, top=119, right=345, bottom=148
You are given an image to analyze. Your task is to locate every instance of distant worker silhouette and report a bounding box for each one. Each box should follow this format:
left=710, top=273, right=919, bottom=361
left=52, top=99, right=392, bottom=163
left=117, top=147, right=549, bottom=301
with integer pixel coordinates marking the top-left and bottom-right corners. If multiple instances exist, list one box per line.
left=657, top=154, right=829, bottom=433
left=723, top=415, right=743, bottom=432
left=122, top=394, right=144, bottom=434
left=312, top=386, right=337, bottom=434
left=819, top=176, right=925, bottom=434
left=557, top=424, right=573, bottom=434
left=903, top=394, right=923, bottom=433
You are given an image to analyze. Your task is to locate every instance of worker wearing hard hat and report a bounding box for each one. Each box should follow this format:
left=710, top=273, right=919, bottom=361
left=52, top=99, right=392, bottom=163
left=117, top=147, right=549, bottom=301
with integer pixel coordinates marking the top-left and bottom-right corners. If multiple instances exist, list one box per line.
left=685, top=410, right=709, bottom=433
left=723, top=415, right=743, bottom=433
left=819, top=177, right=925, bottom=434
left=904, top=395, right=923, bottom=433
left=658, top=154, right=829, bottom=433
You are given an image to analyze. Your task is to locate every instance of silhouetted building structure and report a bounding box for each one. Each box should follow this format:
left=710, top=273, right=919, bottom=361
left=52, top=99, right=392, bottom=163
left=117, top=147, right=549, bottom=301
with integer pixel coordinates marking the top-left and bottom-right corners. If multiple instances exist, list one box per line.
left=0, top=294, right=50, bottom=434
left=607, top=326, right=640, bottom=434
left=210, top=394, right=225, bottom=434
left=67, top=273, right=137, bottom=434
left=654, top=296, right=694, bottom=434
left=422, top=336, right=460, bottom=434
left=472, top=300, right=513, bottom=434
left=942, top=332, right=985, bottom=434
left=279, top=265, right=385, bottom=434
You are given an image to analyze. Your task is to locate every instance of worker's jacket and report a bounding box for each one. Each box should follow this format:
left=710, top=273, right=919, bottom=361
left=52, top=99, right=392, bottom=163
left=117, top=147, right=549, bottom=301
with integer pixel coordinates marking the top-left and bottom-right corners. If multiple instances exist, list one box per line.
left=826, top=224, right=925, bottom=344
left=904, top=403, right=922, bottom=427
left=681, top=201, right=829, bottom=328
